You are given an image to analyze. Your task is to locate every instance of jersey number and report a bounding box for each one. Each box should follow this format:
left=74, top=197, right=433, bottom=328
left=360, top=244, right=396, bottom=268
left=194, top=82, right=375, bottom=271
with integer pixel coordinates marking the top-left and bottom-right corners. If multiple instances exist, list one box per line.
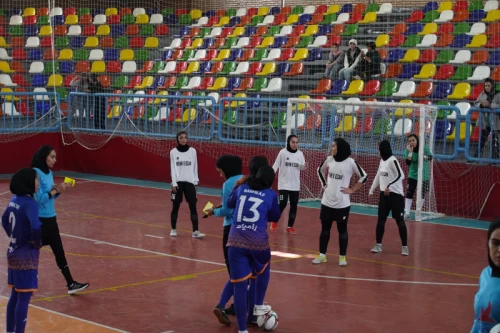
left=9, top=212, right=16, bottom=244
left=236, top=195, right=263, bottom=223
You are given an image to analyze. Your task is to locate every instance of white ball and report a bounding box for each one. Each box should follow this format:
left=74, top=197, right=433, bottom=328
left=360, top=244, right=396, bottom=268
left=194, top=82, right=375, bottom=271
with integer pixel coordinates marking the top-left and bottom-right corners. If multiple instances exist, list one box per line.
left=257, top=310, right=279, bottom=331
left=490, top=324, right=500, bottom=333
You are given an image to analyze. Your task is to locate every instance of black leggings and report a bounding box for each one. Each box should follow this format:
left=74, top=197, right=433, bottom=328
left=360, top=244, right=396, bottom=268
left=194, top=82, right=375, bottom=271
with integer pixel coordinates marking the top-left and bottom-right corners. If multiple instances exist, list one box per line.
left=406, top=178, right=429, bottom=200
left=222, top=225, right=230, bottom=274
left=279, top=190, right=300, bottom=227
left=376, top=192, right=407, bottom=246
left=40, top=217, right=74, bottom=286
left=319, top=205, right=350, bottom=256
left=171, top=181, right=198, bottom=232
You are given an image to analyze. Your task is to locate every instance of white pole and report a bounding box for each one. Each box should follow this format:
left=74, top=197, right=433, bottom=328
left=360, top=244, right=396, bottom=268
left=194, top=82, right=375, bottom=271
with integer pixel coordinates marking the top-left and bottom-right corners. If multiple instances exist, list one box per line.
left=415, top=105, right=426, bottom=222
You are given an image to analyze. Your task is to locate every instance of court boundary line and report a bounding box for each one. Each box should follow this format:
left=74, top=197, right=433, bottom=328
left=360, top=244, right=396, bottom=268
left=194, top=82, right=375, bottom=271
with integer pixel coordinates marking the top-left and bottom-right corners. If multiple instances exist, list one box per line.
left=61, top=233, right=478, bottom=287
left=0, top=296, right=130, bottom=333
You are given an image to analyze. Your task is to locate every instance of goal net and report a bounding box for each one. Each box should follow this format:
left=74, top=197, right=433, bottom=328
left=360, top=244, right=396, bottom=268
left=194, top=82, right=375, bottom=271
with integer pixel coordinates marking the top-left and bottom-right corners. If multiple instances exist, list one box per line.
left=286, top=98, right=441, bottom=221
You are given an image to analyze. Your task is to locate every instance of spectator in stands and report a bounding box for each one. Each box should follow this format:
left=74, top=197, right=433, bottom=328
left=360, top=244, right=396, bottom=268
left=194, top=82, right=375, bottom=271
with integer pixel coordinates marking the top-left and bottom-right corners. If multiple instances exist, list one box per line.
left=324, top=43, right=344, bottom=80
left=338, top=39, right=361, bottom=83
left=88, top=74, right=106, bottom=130
left=475, top=78, right=499, bottom=159
left=353, top=42, right=381, bottom=81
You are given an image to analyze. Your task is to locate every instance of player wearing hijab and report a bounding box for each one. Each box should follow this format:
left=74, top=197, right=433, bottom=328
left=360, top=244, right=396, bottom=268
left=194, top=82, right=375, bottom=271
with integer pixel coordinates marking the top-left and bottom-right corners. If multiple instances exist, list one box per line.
left=369, top=140, right=409, bottom=256
left=169, top=131, right=204, bottom=238
left=271, top=135, right=306, bottom=234
left=314, top=138, right=368, bottom=266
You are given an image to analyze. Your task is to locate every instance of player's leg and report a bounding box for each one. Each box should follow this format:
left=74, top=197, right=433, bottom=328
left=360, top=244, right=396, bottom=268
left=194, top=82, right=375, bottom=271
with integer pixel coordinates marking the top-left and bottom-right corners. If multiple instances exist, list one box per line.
left=228, top=247, right=253, bottom=333
left=6, top=287, right=18, bottom=333
left=184, top=182, right=204, bottom=237
left=252, top=249, right=272, bottom=317
left=372, top=192, right=390, bottom=253
left=286, top=191, right=300, bottom=234
left=335, top=206, right=351, bottom=266
left=405, top=178, right=417, bottom=219
left=312, top=205, right=334, bottom=264
left=416, top=180, right=430, bottom=212
left=170, top=183, right=184, bottom=236
left=272, top=190, right=289, bottom=232
left=391, top=193, right=409, bottom=256
left=13, top=291, right=32, bottom=333
left=214, top=225, right=234, bottom=322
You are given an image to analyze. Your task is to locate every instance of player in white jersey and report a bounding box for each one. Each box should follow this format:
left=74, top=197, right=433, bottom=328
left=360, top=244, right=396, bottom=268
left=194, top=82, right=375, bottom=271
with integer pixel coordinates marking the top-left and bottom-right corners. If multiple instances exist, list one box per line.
left=369, top=140, right=408, bottom=256
left=271, top=135, right=306, bottom=234
left=313, top=138, right=368, bottom=266
left=169, top=131, right=205, bottom=238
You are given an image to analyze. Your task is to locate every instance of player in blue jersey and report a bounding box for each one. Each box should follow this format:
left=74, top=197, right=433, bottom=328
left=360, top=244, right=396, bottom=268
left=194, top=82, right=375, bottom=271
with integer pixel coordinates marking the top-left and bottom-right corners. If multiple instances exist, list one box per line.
left=226, top=164, right=281, bottom=333
left=2, top=168, right=42, bottom=333
left=471, top=218, right=500, bottom=333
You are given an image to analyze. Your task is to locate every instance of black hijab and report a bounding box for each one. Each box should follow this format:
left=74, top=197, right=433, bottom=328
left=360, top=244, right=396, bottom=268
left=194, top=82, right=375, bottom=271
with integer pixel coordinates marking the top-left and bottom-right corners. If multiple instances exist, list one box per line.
left=379, top=140, right=393, bottom=161
left=333, top=138, right=351, bottom=162
left=31, top=145, right=54, bottom=174
left=488, top=219, right=500, bottom=277
left=248, top=166, right=275, bottom=191
left=176, top=131, right=190, bottom=153
left=10, top=168, right=37, bottom=198
left=286, top=135, right=298, bottom=153
left=216, top=155, right=242, bottom=179
left=247, top=155, right=269, bottom=184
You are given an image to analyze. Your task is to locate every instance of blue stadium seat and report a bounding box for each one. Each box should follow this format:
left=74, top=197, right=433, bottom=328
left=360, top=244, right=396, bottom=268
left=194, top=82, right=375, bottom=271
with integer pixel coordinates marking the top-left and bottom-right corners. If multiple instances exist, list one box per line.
left=60, top=61, right=75, bottom=74
left=399, top=64, right=421, bottom=79
left=430, top=82, right=452, bottom=99
left=28, top=49, right=43, bottom=61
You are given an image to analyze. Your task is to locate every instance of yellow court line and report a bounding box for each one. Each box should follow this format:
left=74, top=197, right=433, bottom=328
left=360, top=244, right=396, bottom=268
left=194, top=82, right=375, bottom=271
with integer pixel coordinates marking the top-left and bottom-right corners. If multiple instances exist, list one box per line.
left=41, top=248, right=167, bottom=259
left=60, top=209, right=479, bottom=280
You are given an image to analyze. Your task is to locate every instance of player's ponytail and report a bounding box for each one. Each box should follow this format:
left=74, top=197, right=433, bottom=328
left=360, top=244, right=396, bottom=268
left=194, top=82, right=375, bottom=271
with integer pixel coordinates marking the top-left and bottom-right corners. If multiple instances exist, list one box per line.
left=248, top=166, right=275, bottom=190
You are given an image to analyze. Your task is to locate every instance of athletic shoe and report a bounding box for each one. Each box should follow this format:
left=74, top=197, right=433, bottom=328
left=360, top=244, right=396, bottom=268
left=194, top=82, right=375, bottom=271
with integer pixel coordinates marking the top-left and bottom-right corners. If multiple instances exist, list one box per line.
left=404, top=213, right=411, bottom=220
left=253, top=304, right=272, bottom=316
left=402, top=246, right=409, bottom=256
left=224, top=303, right=235, bottom=316
left=286, top=227, right=297, bottom=234
left=371, top=244, right=382, bottom=253
left=192, top=231, right=205, bottom=238
left=68, top=281, right=89, bottom=295
left=213, top=305, right=231, bottom=326
left=270, top=222, right=277, bottom=232
left=312, top=254, right=327, bottom=264
left=338, top=256, right=347, bottom=266
left=170, top=229, right=177, bottom=237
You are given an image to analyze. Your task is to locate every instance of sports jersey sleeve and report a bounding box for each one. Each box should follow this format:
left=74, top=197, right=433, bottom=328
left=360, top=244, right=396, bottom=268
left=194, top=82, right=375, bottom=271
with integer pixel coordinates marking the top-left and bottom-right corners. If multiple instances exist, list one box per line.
left=424, top=146, right=433, bottom=161
left=226, top=186, right=240, bottom=209
left=298, top=152, right=306, bottom=170
left=404, top=149, right=412, bottom=166
left=26, top=200, right=42, bottom=249
left=214, top=182, right=232, bottom=217
left=267, top=192, right=281, bottom=223
left=2, top=207, right=9, bottom=237
left=272, top=150, right=282, bottom=173
left=351, top=158, right=368, bottom=184
left=317, top=156, right=333, bottom=188
left=369, top=161, right=382, bottom=195
left=192, top=149, right=199, bottom=186
left=170, top=149, right=178, bottom=187
left=387, top=158, right=404, bottom=188
left=34, top=181, right=51, bottom=205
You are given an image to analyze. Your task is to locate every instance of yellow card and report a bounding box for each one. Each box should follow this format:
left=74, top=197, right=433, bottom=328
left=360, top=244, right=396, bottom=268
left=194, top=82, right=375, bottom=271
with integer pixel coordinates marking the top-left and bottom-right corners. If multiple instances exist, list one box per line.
left=203, top=201, right=214, bottom=214
left=63, top=177, right=76, bottom=187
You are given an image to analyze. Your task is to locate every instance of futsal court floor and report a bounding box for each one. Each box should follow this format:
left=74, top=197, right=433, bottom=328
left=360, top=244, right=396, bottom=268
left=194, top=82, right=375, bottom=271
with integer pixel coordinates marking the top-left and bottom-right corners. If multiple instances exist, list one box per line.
left=0, top=172, right=490, bottom=333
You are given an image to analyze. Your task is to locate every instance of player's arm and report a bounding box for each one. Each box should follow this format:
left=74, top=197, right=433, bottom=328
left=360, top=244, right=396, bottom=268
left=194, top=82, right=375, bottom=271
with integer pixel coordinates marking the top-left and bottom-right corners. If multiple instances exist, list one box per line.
left=34, top=177, right=59, bottom=204
left=316, top=156, right=332, bottom=188
left=424, top=145, right=433, bottom=161
left=404, top=149, right=413, bottom=165
left=386, top=159, right=404, bottom=191
left=26, top=201, right=42, bottom=249
left=298, top=153, right=306, bottom=170
left=345, top=159, right=368, bottom=194
left=192, top=149, right=199, bottom=186
left=272, top=151, right=282, bottom=173
left=268, top=193, right=282, bottom=223
left=1, top=208, right=10, bottom=237
left=170, top=150, right=178, bottom=188
left=226, top=186, right=240, bottom=209
left=369, top=161, right=382, bottom=195
left=214, top=182, right=232, bottom=217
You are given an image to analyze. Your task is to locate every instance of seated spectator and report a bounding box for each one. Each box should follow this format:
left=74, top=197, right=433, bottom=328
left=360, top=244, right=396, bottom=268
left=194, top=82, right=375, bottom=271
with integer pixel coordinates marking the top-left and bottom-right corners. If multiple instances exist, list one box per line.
left=353, top=41, right=381, bottom=81
left=338, top=39, right=361, bottom=83
left=324, top=43, right=344, bottom=80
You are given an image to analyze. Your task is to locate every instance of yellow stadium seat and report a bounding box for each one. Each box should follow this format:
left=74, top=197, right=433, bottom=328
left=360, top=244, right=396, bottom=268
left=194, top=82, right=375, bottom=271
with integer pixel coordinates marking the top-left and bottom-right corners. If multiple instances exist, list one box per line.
left=394, top=99, right=414, bottom=116
left=1, top=88, right=19, bottom=101
left=399, top=49, right=420, bottom=63
left=466, top=34, right=488, bottom=48
left=65, top=15, right=78, bottom=25
left=84, top=37, right=99, bottom=48
left=91, top=61, right=106, bottom=73
left=414, top=64, right=436, bottom=79
left=437, top=1, right=453, bottom=12
left=23, top=8, right=36, bottom=17
left=359, top=12, right=377, bottom=24
left=300, top=25, right=319, bottom=36
left=47, top=74, right=63, bottom=87
left=181, top=62, right=200, bottom=74
left=176, top=108, right=198, bottom=123
left=105, top=8, right=118, bottom=16
left=327, top=4, right=341, bottom=13
left=207, top=77, right=228, bottom=90
left=120, top=49, right=135, bottom=61
left=135, top=76, right=154, bottom=89
left=334, top=115, right=357, bottom=132
left=96, top=25, right=111, bottom=36
left=0, top=61, right=15, bottom=73
left=256, top=37, right=274, bottom=48
left=228, top=93, right=247, bottom=108
left=289, top=48, right=308, bottom=61
left=39, top=26, right=52, bottom=36
left=447, top=83, right=471, bottom=99
left=213, top=49, right=230, bottom=61
left=483, top=9, right=500, bottom=22
left=418, top=23, right=438, bottom=35
left=108, top=105, right=122, bottom=118
left=375, top=34, right=389, bottom=47
left=0, top=37, right=9, bottom=48
left=258, top=7, right=269, bottom=16
left=256, top=62, right=276, bottom=76
left=190, top=9, right=202, bottom=20
left=152, top=91, right=168, bottom=104
left=342, top=80, right=365, bottom=95
left=135, top=14, right=149, bottom=24
left=145, top=37, right=159, bottom=48
left=58, top=49, right=73, bottom=60
left=292, top=95, right=311, bottom=112
left=186, top=38, right=203, bottom=49
left=282, top=14, right=299, bottom=25
left=446, top=123, right=472, bottom=141
left=214, top=16, right=230, bottom=27
left=228, top=27, right=245, bottom=38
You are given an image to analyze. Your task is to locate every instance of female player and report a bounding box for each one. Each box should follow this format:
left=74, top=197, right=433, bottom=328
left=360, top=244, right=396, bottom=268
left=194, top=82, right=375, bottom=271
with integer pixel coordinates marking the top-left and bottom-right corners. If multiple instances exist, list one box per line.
left=206, top=155, right=243, bottom=323
left=369, top=140, right=409, bottom=256
left=471, top=218, right=500, bottom=333
left=169, top=131, right=204, bottom=238
left=314, top=138, right=368, bottom=266
left=31, top=145, right=89, bottom=294
left=226, top=165, right=281, bottom=333
left=403, top=134, right=432, bottom=220
left=2, top=168, right=42, bottom=333
left=271, top=135, right=306, bottom=234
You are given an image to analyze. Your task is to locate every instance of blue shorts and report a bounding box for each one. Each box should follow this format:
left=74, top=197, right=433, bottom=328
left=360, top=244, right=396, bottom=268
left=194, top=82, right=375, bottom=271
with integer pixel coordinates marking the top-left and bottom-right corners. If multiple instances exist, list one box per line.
left=228, top=246, right=271, bottom=283
left=8, top=269, right=38, bottom=292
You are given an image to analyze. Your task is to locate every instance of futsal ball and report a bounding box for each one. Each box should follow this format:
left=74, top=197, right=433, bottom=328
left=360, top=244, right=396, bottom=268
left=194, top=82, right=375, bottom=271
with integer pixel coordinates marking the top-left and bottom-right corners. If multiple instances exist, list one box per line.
left=257, top=310, right=279, bottom=331
left=490, top=324, right=500, bottom=333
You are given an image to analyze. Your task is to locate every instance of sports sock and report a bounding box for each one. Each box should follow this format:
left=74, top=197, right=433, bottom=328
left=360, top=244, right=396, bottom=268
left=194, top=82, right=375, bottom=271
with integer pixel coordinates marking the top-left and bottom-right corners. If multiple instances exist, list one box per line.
left=15, top=291, right=32, bottom=333
left=255, top=265, right=270, bottom=306
left=233, top=281, right=248, bottom=331
left=247, top=279, right=256, bottom=322
left=217, top=280, right=233, bottom=308
left=6, top=288, right=18, bottom=333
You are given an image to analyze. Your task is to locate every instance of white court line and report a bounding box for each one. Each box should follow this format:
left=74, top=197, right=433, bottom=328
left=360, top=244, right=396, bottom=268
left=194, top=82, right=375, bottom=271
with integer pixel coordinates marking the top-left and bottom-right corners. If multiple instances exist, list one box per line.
left=144, top=234, right=165, bottom=239
left=61, top=233, right=478, bottom=287
left=0, top=296, right=130, bottom=333
left=0, top=191, right=11, bottom=196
